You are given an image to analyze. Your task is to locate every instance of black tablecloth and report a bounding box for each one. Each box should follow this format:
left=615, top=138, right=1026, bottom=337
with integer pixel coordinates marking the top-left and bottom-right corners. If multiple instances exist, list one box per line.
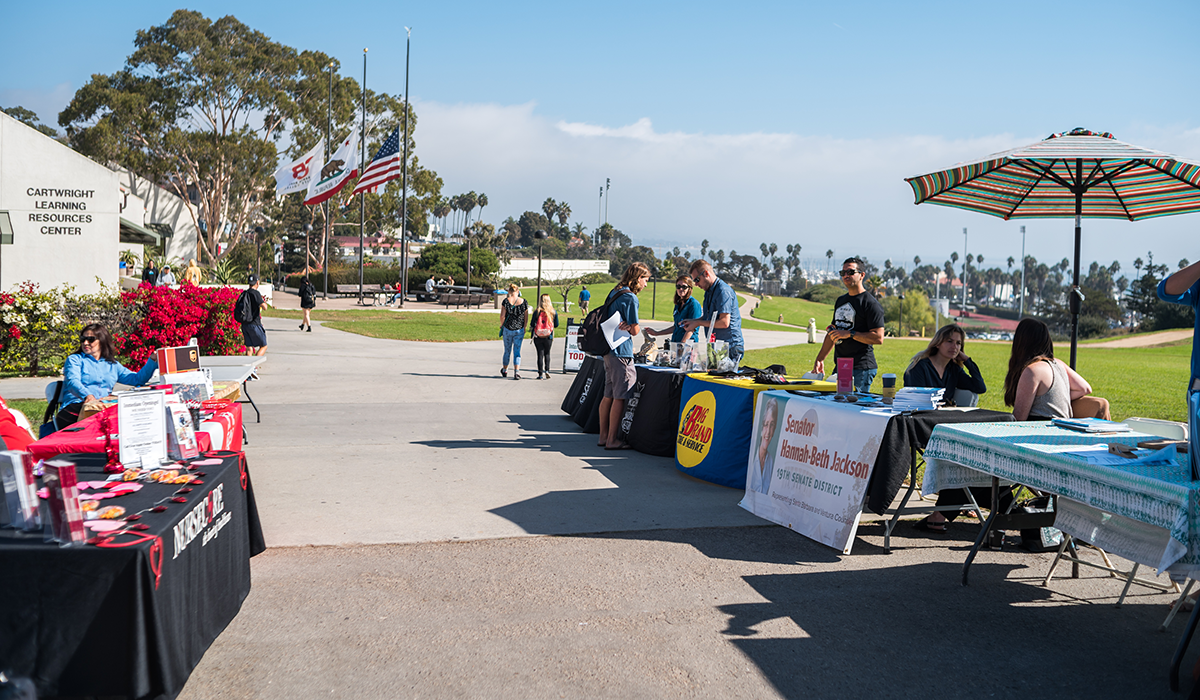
left=562, top=355, right=606, bottom=434
left=0, top=451, right=265, bottom=699
left=618, top=368, right=685, bottom=457
left=865, top=409, right=1015, bottom=515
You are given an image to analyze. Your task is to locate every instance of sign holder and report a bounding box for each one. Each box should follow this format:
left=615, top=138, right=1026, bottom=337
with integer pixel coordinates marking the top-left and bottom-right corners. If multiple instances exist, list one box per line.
left=563, top=319, right=584, bottom=373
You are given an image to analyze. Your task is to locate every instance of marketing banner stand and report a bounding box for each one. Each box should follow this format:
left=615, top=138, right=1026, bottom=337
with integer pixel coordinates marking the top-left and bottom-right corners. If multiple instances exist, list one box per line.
left=563, top=322, right=583, bottom=373
left=739, top=390, right=891, bottom=554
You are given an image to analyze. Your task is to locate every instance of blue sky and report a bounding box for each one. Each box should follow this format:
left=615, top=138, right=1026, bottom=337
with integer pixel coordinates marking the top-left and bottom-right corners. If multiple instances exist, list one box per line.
left=2, top=0, right=1197, bottom=276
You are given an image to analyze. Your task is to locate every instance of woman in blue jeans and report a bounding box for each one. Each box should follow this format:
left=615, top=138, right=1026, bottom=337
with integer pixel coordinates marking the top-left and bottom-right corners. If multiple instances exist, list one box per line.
left=499, top=283, right=529, bottom=380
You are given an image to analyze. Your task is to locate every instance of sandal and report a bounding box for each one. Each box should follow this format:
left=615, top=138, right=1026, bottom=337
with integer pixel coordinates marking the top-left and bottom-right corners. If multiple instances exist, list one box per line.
left=913, top=517, right=947, bottom=533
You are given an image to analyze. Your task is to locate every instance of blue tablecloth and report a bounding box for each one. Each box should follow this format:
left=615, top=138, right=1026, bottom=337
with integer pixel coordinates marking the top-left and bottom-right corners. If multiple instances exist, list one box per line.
left=925, top=421, right=1198, bottom=572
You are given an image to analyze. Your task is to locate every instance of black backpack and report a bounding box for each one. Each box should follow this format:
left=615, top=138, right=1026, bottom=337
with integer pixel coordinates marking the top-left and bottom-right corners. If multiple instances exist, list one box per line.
left=578, top=289, right=632, bottom=356
left=233, top=290, right=255, bottom=323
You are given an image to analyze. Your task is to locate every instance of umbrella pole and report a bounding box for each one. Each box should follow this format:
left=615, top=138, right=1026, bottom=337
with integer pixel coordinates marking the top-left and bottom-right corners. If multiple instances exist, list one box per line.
left=1069, top=178, right=1083, bottom=369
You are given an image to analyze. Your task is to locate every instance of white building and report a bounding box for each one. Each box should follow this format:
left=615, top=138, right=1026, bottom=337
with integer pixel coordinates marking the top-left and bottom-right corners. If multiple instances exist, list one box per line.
left=501, top=258, right=609, bottom=280
left=0, top=111, right=197, bottom=292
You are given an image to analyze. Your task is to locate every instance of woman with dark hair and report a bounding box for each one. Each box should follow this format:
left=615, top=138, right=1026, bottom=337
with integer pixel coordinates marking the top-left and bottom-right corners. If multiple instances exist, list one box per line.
left=908, top=324, right=995, bottom=533
left=1004, top=318, right=1108, bottom=421
left=903, top=324, right=986, bottom=398
left=299, top=276, right=317, bottom=332
left=57, top=324, right=158, bottom=428
left=646, top=275, right=703, bottom=343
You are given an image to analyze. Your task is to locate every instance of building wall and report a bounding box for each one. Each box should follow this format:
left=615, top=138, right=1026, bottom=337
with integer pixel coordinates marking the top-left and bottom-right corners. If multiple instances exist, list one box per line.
left=501, top=258, right=609, bottom=280
left=116, top=169, right=200, bottom=264
left=0, top=111, right=120, bottom=293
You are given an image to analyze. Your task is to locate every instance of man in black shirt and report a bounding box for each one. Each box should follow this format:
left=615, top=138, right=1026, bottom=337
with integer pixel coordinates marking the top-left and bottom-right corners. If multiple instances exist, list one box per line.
left=812, top=257, right=885, bottom=392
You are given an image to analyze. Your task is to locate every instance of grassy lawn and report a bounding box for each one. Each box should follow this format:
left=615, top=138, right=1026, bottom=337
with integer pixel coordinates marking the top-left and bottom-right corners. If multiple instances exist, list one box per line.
left=322, top=312, right=513, bottom=342
left=7, top=399, right=48, bottom=425
left=748, top=295, right=834, bottom=327
left=741, top=318, right=803, bottom=332
left=745, top=337, right=1193, bottom=422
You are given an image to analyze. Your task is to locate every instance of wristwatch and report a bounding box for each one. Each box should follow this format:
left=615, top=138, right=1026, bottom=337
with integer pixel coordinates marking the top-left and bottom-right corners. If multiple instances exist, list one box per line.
left=849, top=331, right=855, bottom=341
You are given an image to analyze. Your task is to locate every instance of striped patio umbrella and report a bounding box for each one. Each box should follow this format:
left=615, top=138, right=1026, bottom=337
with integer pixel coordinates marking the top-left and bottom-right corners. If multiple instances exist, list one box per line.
left=905, top=128, right=1200, bottom=366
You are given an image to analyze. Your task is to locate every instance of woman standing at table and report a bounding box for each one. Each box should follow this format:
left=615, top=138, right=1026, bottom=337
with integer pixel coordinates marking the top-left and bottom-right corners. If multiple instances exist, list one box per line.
left=57, top=324, right=158, bottom=428
left=1004, top=318, right=1109, bottom=421
left=529, top=293, right=558, bottom=380
left=646, top=275, right=702, bottom=343
left=903, top=324, right=986, bottom=401
left=499, top=283, right=528, bottom=380
left=907, top=324, right=997, bottom=533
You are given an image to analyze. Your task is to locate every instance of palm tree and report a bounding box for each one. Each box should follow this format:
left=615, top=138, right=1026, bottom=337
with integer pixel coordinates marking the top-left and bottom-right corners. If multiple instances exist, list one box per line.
left=826, top=249, right=834, bottom=273
left=1134, top=257, right=1143, bottom=280
left=476, top=193, right=488, bottom=223
left=913, top=255, right=921, bottom=267
left=866, top=275, right=884, bottom=297
left=542, top=198, right=558, bottom=237
left=572, top=222, right=588, bottom=243
left=556, top=201, right=571, bottom=235
left=1007, top=255, right=1014, bottom=272
left=700, top=239, right=710, bottom=259
left=461, top=192, right=478, bottom=233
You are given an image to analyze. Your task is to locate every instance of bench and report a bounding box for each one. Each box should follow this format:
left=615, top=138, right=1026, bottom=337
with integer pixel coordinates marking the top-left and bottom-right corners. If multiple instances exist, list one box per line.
left=335, top=283, right=391, bottom=305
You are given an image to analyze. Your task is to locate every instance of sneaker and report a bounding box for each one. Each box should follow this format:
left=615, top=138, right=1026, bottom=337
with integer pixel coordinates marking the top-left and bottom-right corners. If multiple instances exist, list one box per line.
left=501, top=368, right=507, bottom=378
left=514, top=372, right=521, bottom=380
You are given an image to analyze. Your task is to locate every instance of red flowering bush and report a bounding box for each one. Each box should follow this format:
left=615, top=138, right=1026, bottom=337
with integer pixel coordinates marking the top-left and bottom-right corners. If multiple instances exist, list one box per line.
left=114, top=284, right=245, bottom=365
left=0, top=292, right=21, bottom=352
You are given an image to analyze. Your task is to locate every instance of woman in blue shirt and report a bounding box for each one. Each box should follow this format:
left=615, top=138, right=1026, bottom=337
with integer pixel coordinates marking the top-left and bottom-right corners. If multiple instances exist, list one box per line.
left=646, top=275, right=703, bottom=343
left=57, top=324, right=158, bottom=428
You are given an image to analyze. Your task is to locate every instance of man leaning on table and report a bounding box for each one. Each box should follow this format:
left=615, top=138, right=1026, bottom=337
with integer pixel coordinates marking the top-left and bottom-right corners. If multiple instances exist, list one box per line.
left=1157, top=259, right=1200, bottom=473
left=682, top=260, right=744, bottom=368
left=812, top=257, right=885, bottom=393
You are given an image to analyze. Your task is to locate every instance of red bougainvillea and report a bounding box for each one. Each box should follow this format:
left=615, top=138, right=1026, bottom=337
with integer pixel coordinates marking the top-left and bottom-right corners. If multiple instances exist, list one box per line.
left=114, top=284, right=245, bottom=365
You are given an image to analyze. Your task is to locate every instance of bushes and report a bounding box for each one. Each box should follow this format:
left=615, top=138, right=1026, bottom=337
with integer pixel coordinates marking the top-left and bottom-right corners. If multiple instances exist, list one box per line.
left=0, top=281, right=244, bottom=375
left=285, top=267, right=402, bottom=289
left=800, top=283, right=844, bottom=305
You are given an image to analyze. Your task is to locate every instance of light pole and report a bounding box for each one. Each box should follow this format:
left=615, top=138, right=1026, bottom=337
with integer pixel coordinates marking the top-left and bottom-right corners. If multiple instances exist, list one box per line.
left=1019, top=224, right=1027, bottom=318
left=961, top=227, right=968, bottom=312
left=898, top=292, right=905, bottom=337
left=534, top=229, right=548, bottom=305
left=304, top=223, right=313, bottom=275
left=464, top=224, right=473, bottom=292
left=604, top=178, right=610, bottom=224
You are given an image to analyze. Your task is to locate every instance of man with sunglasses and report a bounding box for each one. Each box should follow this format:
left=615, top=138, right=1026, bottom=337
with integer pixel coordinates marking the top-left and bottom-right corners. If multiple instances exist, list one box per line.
left=682, top=260, right=744, bottom=368
left=813, top=257, right=885, bottom=392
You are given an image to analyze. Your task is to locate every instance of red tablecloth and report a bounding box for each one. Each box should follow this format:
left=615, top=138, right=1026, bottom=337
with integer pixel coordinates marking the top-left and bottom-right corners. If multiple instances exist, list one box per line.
left=27, top=400, right=243, bottom=462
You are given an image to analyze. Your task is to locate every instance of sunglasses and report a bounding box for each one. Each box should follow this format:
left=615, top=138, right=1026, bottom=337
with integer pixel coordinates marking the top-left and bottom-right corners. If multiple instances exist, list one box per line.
left=840, top=269, right=860, bottom=277
left=692, top=277, right=702, bottom=285
left=81, top=336, right=99, bottom=343
left=675, top=285, right=690, bottom=290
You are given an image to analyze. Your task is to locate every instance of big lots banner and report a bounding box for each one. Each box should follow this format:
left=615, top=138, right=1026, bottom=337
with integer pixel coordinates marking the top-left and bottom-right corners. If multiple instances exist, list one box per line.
left=739, top=391, right=892, bottom=553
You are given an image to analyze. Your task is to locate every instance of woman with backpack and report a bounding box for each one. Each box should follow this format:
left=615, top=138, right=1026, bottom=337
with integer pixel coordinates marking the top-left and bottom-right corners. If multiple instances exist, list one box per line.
left=499, top=283, right=528, bottom=380
left=299, top=276, right=317, bottom=332
left=529, top=293, right=559, bottom=380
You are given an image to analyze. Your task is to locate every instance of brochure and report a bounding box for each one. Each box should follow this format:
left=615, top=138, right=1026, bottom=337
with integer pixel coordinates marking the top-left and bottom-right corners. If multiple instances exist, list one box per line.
left=164, top=393, right=200, bottom=460
left=42, top=459, right=86, bottom=546
left=118, top=390, right=168, bottom=467
left=0, top=450, right=39, bottom=530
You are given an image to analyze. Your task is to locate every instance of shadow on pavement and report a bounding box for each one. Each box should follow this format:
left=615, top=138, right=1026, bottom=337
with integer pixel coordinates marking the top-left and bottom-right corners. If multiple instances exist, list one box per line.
left=716, top=559, right=1188, bottom=699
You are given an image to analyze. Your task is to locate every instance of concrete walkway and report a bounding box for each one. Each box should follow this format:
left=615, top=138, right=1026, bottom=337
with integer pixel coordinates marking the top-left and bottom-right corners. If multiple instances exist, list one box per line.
left=170, top=313, right=1191, bottom=699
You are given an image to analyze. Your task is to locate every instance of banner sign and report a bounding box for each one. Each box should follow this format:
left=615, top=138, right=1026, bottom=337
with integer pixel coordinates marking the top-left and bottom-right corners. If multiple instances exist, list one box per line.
left=564, top=323, right=583, bottom=372
left=739, top=391, right=891, bottom=553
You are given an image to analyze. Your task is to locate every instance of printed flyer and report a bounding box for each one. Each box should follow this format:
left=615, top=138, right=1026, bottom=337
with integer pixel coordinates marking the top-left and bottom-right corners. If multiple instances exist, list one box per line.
left=740, top=391, right=891, bottom=553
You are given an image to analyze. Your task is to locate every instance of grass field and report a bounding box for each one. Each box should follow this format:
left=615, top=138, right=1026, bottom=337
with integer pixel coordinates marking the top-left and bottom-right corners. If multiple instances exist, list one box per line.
left=748, top=295, right=835, bottom=328
left=744, top=337, right=1193, bottom=422
left=741, top=318, right=803, bottom=332
left=8, top=399, right=47, bottom=426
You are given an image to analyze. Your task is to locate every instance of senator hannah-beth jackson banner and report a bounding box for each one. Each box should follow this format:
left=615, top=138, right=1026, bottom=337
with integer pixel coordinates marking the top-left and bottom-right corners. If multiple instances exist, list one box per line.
left=740, top=391, right=892, bottom=554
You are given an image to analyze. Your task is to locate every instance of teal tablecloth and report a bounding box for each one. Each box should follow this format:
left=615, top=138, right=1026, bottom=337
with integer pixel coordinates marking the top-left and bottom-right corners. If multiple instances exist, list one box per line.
left=924, top=421, right=1198, bottom=573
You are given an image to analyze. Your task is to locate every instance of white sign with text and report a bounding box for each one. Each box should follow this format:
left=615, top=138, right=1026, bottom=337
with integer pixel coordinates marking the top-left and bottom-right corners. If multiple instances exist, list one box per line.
left=740, top=392, right=892, bottom=554
left=564, top=323, right=584, bottom=372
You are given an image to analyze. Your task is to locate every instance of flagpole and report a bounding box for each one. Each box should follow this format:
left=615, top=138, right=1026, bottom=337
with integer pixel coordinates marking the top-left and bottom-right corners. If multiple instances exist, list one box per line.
left=357, top=49, right=368, bottom=305
left=398, top=28, right=411, bottom=308
left=323, top=61, right=333, bottom=299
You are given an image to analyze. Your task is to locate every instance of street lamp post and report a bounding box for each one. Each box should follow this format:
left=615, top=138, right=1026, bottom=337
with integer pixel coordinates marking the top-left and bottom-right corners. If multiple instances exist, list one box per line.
left=1019, top=225, right=1027, bottom=318
left=534, top=229, right=549, bottom=305
left=898, top=292, right=905, bottom=337
left=961, top=227, right=968, bottom=312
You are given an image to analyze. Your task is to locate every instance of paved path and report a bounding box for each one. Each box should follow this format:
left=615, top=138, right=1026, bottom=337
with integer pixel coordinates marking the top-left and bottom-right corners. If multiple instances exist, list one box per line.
left=169, top=313, right=1193, bottom=699
left=1085, top=329, right=1192, bottom=348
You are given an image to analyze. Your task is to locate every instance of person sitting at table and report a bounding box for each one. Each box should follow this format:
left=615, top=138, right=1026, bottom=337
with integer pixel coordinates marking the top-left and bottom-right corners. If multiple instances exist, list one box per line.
left=906, top=324, right=997, bottom=533
left=903, top=324, right=986, bottom=401
left=646, top=275, right=702, bottom=343
left=58, top=324, right=158, bottom=428
left=1004, top=318, right=1109, bottom=422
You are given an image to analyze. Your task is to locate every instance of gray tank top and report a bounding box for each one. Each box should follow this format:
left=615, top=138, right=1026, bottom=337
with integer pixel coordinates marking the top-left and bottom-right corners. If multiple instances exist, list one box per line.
left=1029, top=359, right=1071, bottom=419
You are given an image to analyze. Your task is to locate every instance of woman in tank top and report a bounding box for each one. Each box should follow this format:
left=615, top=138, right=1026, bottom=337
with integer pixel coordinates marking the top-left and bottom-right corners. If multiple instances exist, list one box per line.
left=1003, top=318, right=1105, bottom=421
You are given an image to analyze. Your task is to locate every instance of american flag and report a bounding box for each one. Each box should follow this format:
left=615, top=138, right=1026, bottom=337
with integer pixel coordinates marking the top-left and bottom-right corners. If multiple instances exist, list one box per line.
left=352, top=126, right=403, bottom=195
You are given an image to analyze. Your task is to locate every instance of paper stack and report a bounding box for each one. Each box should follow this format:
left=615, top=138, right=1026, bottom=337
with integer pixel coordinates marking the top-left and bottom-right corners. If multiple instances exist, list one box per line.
left=1051, top=417, right=1131, bottom=433
left=893, top=387, right=945, bottom=411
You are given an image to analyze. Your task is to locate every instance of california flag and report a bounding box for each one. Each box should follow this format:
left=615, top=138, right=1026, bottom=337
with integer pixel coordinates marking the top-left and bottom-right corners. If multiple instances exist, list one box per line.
left=304, top=124, right=361, bottom=206
left=273, top=140, right=324, bottom=198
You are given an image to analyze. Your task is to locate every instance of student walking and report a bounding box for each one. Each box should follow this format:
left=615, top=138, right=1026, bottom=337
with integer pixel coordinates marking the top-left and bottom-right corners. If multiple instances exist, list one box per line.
left=298, top=276, right=317, bottom=331
left=499, top=283, right=528, bottom=379
left=529, top=293, right=559, bottom=379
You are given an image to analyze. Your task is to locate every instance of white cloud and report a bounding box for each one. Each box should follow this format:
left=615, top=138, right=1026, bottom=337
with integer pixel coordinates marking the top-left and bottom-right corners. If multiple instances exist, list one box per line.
left=405, top=100, right=1197, bottom=274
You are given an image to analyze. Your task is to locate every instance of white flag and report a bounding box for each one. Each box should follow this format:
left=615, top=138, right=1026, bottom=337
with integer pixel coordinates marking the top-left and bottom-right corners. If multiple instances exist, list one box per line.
left=304, top=124, right=361, bottom=206
left=273, top=140, right=324, bottom=198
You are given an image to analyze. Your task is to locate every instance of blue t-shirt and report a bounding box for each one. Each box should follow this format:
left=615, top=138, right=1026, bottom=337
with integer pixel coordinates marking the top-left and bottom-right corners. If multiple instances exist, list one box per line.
left=1158, top=276, right=1200, bottom=381
left=671, top=296, right=703, bottom=343
left=700, top=278, right=743, bottom=350
left=579, top=288, right=591, bottom=303
left=606, top=287, right=639, bottom=358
